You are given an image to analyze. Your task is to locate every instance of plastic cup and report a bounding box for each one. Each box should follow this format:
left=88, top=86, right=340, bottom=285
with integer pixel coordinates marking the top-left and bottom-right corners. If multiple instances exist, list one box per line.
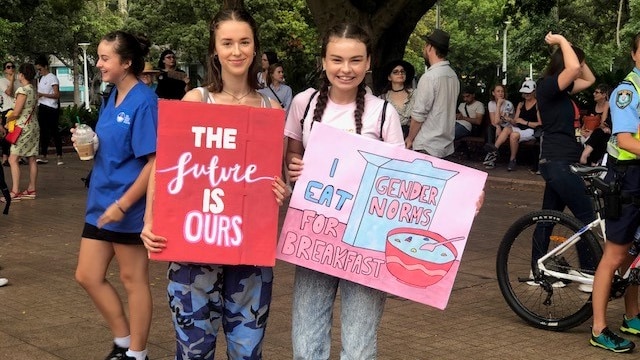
left=76, top=142, right=94, bottom=160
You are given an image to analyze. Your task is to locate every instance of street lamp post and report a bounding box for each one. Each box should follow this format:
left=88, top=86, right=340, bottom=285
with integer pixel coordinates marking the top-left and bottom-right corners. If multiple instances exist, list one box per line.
left=78, top=42, right=90, bottom=110
left=502, top=21, right=510, bottom=86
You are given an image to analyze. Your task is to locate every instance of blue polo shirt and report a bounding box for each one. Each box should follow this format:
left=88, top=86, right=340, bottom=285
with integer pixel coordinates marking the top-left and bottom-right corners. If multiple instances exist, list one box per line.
left=85, top=81, right=158, bottom=233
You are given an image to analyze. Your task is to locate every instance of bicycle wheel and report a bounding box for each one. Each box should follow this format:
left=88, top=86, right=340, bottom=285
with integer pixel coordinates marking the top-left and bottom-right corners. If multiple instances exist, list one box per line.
left=496, top=209, right=603, bottom=331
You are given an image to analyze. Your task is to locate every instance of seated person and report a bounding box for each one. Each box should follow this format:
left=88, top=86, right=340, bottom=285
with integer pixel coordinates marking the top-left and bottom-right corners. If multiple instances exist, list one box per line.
left=580, top=84, right=611, bottom=165
left=504, top=80, right=541, bottom=171
left=483, top=84, right=514, bottom=169
left=455, top=87, right=485, bottom=140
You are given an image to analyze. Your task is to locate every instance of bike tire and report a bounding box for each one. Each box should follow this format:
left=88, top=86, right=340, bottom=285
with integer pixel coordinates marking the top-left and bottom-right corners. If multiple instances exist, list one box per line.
left=496, top=209, right=603, bottom=331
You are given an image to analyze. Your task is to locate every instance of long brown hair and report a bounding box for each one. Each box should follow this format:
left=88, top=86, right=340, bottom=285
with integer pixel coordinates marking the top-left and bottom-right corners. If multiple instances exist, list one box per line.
left=312, top=23, right=371, bottom=135
left=543, top=45, right=585, bottom=77
left=205, top=9, right=260, bottom=93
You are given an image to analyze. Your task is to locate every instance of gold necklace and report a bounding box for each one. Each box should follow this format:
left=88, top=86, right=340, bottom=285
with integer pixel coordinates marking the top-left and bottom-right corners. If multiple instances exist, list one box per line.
left=222, top=89, right=252, bottom=103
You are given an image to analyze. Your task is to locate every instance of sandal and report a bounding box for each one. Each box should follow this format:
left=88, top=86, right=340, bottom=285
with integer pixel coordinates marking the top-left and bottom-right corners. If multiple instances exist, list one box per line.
left=0, top=191, right=21, bottom=203
left=17, top=189, right=36, bottom=200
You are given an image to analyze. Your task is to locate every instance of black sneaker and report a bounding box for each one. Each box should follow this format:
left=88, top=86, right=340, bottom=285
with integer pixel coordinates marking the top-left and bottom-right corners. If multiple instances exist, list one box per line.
left=590, top=327, right=635, bottom=353
left=105, top=344, right=127, bottom=360
left=123, top=356, right=148, bottom=360
left=483, top=143, right=498, bottom=153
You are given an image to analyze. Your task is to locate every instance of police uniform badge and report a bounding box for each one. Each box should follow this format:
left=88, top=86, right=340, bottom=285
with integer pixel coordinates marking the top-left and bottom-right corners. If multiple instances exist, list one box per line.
left=616, top=89, right=633, bottom=109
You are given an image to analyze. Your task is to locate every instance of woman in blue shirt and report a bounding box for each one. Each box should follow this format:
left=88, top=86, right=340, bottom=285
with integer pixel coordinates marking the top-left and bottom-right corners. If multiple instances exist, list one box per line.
left=74, top=30, right=157, bottom=360
left=590, top=31, right=640, bottom=353
left=258, top=62, right=293, bottom=113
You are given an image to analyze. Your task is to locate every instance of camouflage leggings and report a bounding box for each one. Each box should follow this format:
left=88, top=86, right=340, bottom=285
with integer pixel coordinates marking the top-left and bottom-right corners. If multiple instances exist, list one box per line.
left=167, top=262, right=273, bottom=360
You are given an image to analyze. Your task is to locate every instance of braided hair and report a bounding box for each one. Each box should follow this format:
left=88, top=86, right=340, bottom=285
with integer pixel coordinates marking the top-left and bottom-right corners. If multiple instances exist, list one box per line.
left=312, top=23, right=372, bottom=134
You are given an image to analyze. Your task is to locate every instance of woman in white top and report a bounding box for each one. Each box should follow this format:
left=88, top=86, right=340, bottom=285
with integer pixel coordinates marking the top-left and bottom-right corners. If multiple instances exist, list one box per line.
left=285, top=23, right=404, bottom=359
left=257, top=51, right=278, bottom=88
left=483, top=83, right=515, bottom=169
left=34, top=55, right=62, bottom=165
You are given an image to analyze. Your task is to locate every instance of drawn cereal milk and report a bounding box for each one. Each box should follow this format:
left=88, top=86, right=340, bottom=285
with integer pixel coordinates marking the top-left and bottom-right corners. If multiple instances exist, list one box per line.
left=342, top=153, right=459, bottom=287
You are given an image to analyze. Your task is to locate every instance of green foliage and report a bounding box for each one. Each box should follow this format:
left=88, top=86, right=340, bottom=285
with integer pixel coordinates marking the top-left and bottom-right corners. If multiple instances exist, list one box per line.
left=125, top=0, right=220, bottom=65
left=407, top=0, right=507, bottom=95
left=247, top=0, right=318, bottom=92
left=59, top=104, right=99, bottom=132
left=1, top=0, right=637, bottom=106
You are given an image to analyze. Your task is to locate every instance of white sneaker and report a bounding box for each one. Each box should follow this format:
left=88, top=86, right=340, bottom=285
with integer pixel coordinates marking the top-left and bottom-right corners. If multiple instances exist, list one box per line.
left=0, top=278, right=8, bottom=287
left=526, top=270, right=566, bottom=288
left=578, top=284, right=593, bottom=293
left=568, top=270, right=594, bottom=293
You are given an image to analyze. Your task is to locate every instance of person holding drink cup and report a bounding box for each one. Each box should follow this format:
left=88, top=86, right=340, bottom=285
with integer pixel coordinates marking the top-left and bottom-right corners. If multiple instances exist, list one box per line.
left=73, top=123, right=96, bottom=160
left=72, top=30, right=157, bottom=360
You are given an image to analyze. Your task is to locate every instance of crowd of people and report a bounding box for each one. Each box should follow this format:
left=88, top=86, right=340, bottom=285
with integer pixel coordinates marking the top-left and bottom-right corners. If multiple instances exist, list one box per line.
left=2, top=5, right=640, bottom=358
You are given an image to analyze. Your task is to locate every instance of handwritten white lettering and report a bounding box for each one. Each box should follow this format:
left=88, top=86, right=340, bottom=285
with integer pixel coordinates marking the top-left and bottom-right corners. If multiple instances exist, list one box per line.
left=158, top=152, right=273, bottom=194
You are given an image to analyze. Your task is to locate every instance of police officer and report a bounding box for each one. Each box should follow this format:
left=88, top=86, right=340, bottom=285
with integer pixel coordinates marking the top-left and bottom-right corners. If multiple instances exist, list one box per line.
left=590, top=31, right=640, bottom=353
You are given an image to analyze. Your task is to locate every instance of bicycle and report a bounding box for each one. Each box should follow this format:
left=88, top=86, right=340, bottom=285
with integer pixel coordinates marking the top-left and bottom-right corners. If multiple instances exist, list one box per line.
left=496, top=164, right=640, bottom=331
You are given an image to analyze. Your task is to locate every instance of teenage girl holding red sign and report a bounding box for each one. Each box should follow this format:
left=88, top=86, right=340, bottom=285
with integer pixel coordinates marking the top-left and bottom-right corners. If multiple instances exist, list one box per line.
left=140, top=8, right=289, bottom=360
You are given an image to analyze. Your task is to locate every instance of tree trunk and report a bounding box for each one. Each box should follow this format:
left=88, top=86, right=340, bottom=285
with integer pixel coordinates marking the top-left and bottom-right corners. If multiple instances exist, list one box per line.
left=118, top=0, right=127, bottom=14
left=617, top=0, right=624, bottom=48
left=306, top=0, right=437, bottom=93
left=73, top=49, right=80, bottom=106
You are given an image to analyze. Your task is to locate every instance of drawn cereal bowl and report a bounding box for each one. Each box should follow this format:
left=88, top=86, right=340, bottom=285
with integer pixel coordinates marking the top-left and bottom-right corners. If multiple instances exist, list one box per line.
left=385, top=227, right=458, bottom=287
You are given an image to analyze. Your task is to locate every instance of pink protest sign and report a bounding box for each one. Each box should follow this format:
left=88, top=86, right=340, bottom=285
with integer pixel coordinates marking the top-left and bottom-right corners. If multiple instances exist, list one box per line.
left=277, top=123, right=487, bottom=309
left=152, top=100, right=285, bottom=266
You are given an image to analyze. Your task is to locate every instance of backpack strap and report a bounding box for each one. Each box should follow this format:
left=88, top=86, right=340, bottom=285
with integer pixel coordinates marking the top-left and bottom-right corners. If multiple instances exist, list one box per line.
left=299, top=90, right=319, bottom=131
left=379, top=100, right=388, bottom=141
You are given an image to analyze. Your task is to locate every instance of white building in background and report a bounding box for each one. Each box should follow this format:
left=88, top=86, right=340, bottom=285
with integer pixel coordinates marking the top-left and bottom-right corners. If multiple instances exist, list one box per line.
left=49, top=55, right=205, bottom=106
left=48, top=56, right=85, bottom=107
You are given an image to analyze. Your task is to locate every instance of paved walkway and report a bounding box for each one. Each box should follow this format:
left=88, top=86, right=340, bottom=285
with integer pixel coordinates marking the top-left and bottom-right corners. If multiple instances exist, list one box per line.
left=0, top=155, right=623, bottom=359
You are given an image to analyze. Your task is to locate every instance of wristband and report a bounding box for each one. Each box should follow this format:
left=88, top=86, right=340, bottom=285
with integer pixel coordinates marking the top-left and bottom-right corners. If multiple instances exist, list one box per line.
left=114, top=199, right=126, bottom=214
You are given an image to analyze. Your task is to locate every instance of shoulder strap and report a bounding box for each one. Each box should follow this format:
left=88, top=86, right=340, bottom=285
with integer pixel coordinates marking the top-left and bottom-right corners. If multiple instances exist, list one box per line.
left=269, top=86, right=284, bottom=107
left=464, top=104, right=470, bottom=118
left=300, top=90, right=319, bottom=131
left=259, top=92, right=272, bottom=108
left=379, top=101, right=388, bottom=141
left=199, top=87, right=209, bottom=103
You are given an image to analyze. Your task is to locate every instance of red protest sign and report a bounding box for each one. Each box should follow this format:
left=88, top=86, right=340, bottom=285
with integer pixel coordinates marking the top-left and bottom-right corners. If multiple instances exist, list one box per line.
left=151, top=100, right=284, bottom=266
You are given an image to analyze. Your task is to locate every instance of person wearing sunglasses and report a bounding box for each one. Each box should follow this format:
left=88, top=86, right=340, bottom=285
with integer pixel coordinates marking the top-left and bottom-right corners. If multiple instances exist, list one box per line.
left=379, top=59, right=415, bottom=138
left=155, top=50, right=190, bottom=99
left=1, top=61, right=20, bottom=166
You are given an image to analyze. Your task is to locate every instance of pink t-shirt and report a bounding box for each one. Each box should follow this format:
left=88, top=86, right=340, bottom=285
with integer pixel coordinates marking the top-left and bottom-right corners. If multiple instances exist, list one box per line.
left=284, top=88, right=404, bottom=148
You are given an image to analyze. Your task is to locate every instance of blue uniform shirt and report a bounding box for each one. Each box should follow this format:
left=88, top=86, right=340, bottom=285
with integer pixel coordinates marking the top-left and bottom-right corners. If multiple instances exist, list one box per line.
left=608, top=68, right=640, bottom=160
left=86, top=82, right=158, bottom=232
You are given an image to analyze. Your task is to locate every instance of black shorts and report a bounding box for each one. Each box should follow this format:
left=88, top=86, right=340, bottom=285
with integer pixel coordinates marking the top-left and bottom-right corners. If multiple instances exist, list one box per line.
left=81, top=223, right=143, bottom=245
left=605, top=164, right=640, bottom=245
